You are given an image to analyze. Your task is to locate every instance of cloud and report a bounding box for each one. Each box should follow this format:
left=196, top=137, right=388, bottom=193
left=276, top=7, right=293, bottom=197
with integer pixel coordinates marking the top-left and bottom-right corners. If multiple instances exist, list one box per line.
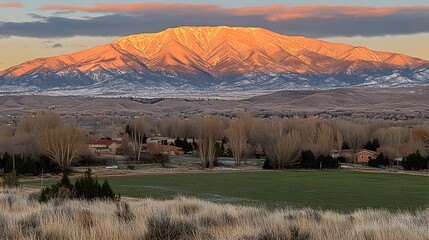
left=52, top=10, right=76, bottom=16
left=51, top=43, right=63, bottom=48
left=39, top=3, right=429, bottom=21
left=1, top=4, right=429, bottom=38
left=41, top=41, right=63, bottom=48
left=0, top=2, right=22, bottom=8
left=27, top=13, right=48, bottom=20
left=39, top=3, right=221, bottom=15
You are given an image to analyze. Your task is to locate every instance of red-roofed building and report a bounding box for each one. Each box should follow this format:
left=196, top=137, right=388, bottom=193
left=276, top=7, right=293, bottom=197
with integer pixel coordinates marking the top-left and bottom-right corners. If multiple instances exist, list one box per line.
left=87, top=139, right=123, bottom=155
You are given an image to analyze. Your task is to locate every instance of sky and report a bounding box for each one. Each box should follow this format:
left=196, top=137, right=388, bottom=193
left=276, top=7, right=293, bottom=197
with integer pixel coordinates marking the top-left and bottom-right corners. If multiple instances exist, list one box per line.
left=1, top=0, right=429, bottom=70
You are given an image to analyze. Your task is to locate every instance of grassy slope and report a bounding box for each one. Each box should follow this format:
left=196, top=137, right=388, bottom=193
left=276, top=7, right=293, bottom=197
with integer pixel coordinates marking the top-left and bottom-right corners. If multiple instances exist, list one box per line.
left=103, top=171, right=429, bottom=212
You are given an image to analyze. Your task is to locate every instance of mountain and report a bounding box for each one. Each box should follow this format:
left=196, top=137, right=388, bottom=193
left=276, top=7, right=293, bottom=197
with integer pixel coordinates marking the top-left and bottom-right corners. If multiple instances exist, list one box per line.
left=1, top=26, right=428, bottom=97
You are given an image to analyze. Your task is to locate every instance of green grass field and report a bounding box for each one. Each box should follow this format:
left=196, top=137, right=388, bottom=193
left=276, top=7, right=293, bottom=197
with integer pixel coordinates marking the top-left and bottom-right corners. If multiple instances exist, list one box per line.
left=25, top=171, right=429, bottom=212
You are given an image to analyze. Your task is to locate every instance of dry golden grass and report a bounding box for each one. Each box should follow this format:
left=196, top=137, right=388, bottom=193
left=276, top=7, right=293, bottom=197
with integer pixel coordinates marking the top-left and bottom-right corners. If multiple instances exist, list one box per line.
left=1, top=190, right=428, bottom=240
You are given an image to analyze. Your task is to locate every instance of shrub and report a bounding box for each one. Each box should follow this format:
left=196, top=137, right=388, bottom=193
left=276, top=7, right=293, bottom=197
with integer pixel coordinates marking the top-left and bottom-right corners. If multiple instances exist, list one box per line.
left=75, top=169, right=102, bottom=199
left=39, top=169, right=115, bottom=202
left=300, top=151, right=338, bottom=169
left=0, top=215, right=6, bottom=234
left=402, top=151, right=428, bottom=171
left=262, top=159, right=274, bottom=169
left=127, top=165, right=135, bottom=170
left=318, top=155, right=339, bottom=169
left=368, top=153, right=389, bottom=168
left=115, top=202, right=135, bottom=222
left=2, top=173, right=19, bottom=188
left=337, top=157, right=346, bottom=163
left=18, top=214, right=41, bottom=237
left=39, top=173, right=74, bottom=202
left=289, top=225, right=311, bottom=240
left=300, top=150, right=316, bottom=169
left=144, top=214, right=196, bottom=240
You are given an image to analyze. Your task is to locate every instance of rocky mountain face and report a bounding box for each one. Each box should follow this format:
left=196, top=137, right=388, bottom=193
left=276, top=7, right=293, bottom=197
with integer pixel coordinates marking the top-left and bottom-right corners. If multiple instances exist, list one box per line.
left=1, top=26, right=428, bottom=97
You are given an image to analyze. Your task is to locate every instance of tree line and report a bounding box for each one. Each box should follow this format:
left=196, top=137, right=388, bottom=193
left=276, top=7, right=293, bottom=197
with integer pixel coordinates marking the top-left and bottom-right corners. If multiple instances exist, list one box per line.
left=1, top=113, right=428, bottom=173
left=120, top=113, right=429, bottom=170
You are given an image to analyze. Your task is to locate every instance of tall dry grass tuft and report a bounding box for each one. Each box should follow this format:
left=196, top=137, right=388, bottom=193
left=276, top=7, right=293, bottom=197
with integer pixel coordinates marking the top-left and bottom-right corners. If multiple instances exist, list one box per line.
left=0, top=190, right=428, bottom=240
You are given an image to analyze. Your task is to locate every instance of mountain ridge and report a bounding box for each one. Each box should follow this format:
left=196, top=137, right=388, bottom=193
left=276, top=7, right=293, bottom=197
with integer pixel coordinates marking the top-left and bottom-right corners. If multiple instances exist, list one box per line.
left=1, top=26, right=428, bottom=96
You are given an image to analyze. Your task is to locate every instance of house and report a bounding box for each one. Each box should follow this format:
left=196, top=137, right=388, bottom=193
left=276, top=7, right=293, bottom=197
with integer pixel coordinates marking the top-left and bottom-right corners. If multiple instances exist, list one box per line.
left=355, top=149, right=378, bottom=163
left=330, top=149, right=353, bottom=159
left=87, top=139, right=123, bottom=155
left=146, top=137, right=175, bottom=145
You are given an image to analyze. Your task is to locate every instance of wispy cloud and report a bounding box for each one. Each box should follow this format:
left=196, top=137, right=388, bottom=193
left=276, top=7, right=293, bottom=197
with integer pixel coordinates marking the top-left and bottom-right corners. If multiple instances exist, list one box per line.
left=41, top=40, right=64, bottom=48
left=51, top=43, right=63, bottom=48
left=0, top=3, right=428, bottom=38
left=39, top=3, right=429, bottom=21
left=0, top=2, right=22, bottom=8
left=39, top=3, right=220, bottom=15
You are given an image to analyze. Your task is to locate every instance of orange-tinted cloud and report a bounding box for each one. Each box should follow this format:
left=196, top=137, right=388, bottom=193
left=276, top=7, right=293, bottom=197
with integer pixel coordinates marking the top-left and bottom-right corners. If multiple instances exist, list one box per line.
left=0, top=2, right=22, bottom=8
left=240, top=5, right=429, bottom=21
left=39, top=3, right=221, bottom=14
left=39, top=3, right=429, bottom=21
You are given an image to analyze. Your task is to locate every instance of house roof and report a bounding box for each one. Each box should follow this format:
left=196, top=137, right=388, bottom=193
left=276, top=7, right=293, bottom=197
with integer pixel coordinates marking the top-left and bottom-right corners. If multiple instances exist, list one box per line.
left=355, top=149, right=378, bottom=155
left=87, top=140, right=123, bottom=146
left=143, top=143, right=182, bottom=150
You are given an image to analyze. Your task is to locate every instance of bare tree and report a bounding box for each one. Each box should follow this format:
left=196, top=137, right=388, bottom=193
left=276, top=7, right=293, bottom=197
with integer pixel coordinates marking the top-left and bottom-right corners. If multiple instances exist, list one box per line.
left=0, top=125, right=14, bottom=138
left=336, top=131, right=344, bottom=154
left=225, top=113, right=254, bottom=166
left=338, top=122, right=369, bottom=162
left=371, top=127, right=408, bottom=158
left=0, top=114, right=61, bottom=173
left=10, top=133, right=38, bottom=159
left=411, top=126, right=429, bottom=142
left=315, top=123, right=334, bottom=156
left=117, top=135, right=133, bottom=157
left=38, top=127, right=87, bottom=170
left=195, top=117, right=222, bottom=168
left=261, top=120, right=301, bottom=169
left=301, top=122, right=333, bottom=157
left=126, top=118, right=148, bottom=161
left=16, top=113, right=62, bottom=133
left=401, top=136, right=427, bottom=157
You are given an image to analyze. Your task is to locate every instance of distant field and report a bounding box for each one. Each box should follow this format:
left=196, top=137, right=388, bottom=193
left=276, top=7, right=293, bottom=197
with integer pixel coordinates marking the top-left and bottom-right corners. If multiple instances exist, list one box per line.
left=24, top=171, right=429, bottom=212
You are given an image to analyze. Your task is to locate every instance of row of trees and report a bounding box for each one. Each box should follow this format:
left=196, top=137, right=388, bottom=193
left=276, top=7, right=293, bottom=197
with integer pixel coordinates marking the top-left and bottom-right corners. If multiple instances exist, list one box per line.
left=1, top=113, right=429, bottom=171
left=121, top=115, right=428, bottom=169
left=0, top=114, right=88, bottom=173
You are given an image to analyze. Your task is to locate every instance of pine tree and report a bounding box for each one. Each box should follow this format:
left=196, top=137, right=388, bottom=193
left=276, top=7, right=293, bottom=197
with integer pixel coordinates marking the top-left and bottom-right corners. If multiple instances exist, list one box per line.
left=101, top=180, right=115, bottom=199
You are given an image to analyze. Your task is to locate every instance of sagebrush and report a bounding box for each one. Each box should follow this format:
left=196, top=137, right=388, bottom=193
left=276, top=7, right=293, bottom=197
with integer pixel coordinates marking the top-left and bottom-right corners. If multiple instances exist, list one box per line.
left=1, top=190, right=428, bottom=240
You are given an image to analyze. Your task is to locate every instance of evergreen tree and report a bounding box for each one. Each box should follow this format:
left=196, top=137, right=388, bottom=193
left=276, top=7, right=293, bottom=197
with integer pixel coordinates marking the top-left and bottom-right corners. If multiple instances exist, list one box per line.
left=368, top=153, right=389, bottom=168
left=2, top=152, right=12, bottom=173
left=402, top=151, right=428, bottom=171
left=24, top=156, right=38, bottom=176
left=75, top=169, right=101, bottom=199
left=318, top=155, right=339, bottom=169
left=363, top=139, right=380, bottom=151
left=300, top=150, right=316, bottom=169
left=101, top=180, right=115, bottom=199
left=0, top=153, right=3, bottom=171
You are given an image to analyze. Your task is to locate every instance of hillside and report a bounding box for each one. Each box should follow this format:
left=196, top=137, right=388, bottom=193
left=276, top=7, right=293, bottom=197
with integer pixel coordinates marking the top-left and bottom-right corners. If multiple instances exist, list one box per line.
left=1, top=87, right=428, bottom=118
